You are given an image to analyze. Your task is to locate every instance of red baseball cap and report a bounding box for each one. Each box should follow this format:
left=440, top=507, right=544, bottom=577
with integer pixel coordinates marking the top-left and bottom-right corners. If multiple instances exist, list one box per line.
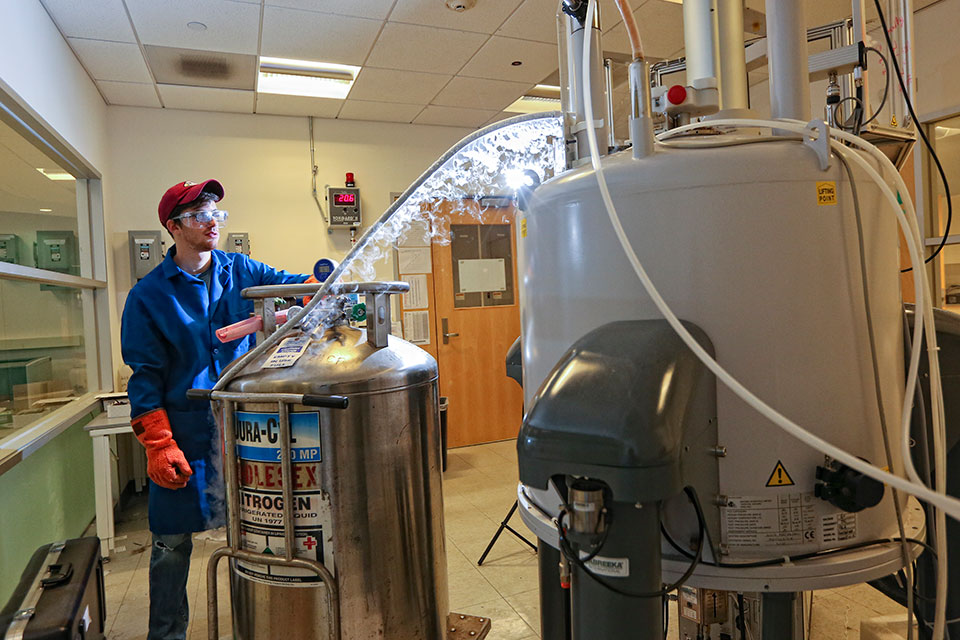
left=158, top=179, right=224, bottom=226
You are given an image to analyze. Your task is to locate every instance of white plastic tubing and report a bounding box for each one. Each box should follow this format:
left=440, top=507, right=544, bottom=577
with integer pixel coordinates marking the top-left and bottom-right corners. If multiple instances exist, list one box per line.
left=584, top=0, right=951, bottom=634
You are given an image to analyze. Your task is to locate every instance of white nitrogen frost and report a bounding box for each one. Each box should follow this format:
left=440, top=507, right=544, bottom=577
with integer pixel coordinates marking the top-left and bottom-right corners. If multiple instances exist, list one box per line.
left=338, top=117, right=564, bottom=283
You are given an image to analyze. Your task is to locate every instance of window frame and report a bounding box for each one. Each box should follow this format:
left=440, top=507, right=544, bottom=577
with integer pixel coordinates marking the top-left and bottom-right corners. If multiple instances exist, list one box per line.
left=0, top=83, right=110, bottom=466
left=918, top=104, right=960, bottom=308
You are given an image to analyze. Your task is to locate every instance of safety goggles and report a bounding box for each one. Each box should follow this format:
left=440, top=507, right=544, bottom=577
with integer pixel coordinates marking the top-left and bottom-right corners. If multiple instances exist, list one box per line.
left=171, top=209, right=228, bottom=227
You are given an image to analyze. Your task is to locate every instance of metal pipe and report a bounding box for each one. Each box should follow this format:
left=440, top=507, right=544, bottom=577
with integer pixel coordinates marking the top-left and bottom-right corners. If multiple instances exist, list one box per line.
left=278, top=401, right=295, bottom=562
left=206, top=546, right=341, bottom=640
left=765, top=0, right=811, bottom=121
left=683, top=0, right=717, bottom=84
left=241, top=281, right=409, bottom=300
left=604, top=58, right=615, bottom=148
left=716, top=0, right=749, bottom=110
left=223, top=400, right=241, bottom=549
left=309, top=117, right=329, bottom=225
left=629, top=59, right=655, bottom=158
left=569, top=2, right=608, bottom=161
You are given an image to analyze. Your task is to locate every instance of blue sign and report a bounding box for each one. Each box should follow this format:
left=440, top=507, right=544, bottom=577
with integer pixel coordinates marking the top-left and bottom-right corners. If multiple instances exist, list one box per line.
left=235, top=411, right=321, bottom=462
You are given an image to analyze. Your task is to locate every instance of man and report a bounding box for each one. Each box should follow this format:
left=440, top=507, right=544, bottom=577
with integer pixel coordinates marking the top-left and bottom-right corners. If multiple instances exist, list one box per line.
left=121, top=179, right=315, bottom=640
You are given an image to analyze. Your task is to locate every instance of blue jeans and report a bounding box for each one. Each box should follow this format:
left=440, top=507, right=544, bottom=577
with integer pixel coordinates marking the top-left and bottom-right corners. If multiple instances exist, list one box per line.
left=148, top=532, right=193, bottom=640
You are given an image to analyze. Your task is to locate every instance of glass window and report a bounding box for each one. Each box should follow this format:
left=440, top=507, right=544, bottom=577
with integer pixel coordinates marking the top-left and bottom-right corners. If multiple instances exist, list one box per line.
left=0, top=103, right=106, bottom=451
left=0, top=124, right=79, bottom=272
left=931, top=115, right=960, bottom=311
left=0, top=281, right=88, bottom=440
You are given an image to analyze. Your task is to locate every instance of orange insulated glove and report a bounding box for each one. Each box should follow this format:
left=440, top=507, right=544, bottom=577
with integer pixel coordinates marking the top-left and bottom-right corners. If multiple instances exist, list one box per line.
left=302, top=274, right=321, bottom=306
left=132, top=408, right=193, bottom=490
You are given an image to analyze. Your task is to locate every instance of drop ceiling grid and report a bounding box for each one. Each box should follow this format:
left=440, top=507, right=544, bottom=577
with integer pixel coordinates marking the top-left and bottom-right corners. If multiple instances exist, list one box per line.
left=359, top=0, right=559, bottom=126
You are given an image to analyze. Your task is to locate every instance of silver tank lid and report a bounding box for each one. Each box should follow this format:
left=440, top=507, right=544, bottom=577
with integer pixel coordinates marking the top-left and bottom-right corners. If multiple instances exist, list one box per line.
left=227, top=325, right=437, bottom=396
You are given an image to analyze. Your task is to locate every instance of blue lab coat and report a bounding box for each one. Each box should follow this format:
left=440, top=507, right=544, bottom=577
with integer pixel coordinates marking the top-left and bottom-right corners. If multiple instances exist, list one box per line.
left=121, top=247, right=308, bottom=534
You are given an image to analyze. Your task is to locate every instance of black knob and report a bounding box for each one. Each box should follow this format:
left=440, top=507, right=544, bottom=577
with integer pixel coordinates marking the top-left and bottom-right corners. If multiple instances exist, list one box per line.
left=815, top=460, right=884, bottom=513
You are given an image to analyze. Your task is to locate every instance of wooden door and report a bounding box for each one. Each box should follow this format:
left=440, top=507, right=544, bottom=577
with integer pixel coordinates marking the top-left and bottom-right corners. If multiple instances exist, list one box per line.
left=431, top=200, right=523, bottom=447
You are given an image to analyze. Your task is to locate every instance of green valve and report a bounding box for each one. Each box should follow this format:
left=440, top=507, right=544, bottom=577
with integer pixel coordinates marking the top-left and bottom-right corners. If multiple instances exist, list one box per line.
left=350, top=303, right=366, bottom=322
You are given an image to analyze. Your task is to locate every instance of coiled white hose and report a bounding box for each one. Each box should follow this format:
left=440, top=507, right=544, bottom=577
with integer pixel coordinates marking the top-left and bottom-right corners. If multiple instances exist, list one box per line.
left=584, top=2, right=949, bottom=636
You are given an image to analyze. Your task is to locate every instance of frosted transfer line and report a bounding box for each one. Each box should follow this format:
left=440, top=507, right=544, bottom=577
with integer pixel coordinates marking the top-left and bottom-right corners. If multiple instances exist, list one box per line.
left=213, top=111, right=562, bottom=391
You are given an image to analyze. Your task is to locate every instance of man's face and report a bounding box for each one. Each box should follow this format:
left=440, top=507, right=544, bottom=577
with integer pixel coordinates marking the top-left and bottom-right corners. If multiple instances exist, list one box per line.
left=169, top=200, right=220, bottom=252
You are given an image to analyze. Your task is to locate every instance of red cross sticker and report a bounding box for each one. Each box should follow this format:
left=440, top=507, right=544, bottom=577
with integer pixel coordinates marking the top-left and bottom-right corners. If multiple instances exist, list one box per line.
left=304, top=536, right=317, bottom=551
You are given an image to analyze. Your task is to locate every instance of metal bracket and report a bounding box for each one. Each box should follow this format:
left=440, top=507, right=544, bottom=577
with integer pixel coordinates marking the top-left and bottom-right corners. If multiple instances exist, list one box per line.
left=365, top=292, right=392, bottom=348
left=803, top=119, right=832, bottom=171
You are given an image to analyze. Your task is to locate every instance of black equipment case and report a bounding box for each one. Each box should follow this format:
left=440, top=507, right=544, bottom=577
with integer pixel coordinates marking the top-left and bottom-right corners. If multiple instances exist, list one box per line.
left=0, top=537, right=106, bottom=640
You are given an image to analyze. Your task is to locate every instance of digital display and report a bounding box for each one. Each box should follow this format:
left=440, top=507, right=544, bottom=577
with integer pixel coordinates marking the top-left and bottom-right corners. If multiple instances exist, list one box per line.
left=334, top=192, right=356, bottom=206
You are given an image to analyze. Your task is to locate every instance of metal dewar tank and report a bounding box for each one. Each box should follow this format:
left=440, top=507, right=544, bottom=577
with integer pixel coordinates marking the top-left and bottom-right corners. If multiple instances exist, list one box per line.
left=217, top=285, right=448, bottom=639
left=517, top=136, right=913, bottom=589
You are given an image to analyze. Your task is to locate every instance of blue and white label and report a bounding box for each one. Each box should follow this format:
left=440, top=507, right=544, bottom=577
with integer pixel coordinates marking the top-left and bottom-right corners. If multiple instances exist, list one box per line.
left=235, top=411, right=321, bottom=462
left=235, top=410, right=333, bottom=586
left=262, top=335, right=311, bottom=369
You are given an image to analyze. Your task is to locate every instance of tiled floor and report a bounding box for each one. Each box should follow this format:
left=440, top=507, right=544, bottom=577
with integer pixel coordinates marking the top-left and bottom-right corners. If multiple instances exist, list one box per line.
left=96, top=440, right=908, bottom=639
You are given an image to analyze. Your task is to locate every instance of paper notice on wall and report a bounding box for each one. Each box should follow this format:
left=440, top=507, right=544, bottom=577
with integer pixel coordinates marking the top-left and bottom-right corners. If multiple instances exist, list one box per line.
left=403, top=310, right=430, bottom=345
left=401, top=274, right=428, bottom=310
left=398, top=247, right=432, bottom=274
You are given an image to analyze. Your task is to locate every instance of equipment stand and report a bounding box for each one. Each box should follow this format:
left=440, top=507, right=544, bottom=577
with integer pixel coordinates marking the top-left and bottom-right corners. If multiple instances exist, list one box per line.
left=477, top=500, right=538, bottom=566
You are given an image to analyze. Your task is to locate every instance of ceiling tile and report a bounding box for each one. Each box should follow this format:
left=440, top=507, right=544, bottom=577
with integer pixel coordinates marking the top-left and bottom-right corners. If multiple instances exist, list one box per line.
left=432, top=76, right=533, bottom=111
left=347, top=68, right=451, bottom=105
left=389, top=0, right=523, bottom=34
left=68, top=38, right=153, bottom=82
left=144, top=46, right=257, bottom=90
left=264, top=0, right=395, bottom=20
left=413, top=105, right=497, bottom=127
left=255, top=93, right=344, bottom=117
left=158, top=84, right=255, bottom=113
left=496, top=0, right=559, bottom=44
left=603, top=0, right=683, bottom=60
left=125, top=0, right=261, bottom=55
left=40, top=0, right=136, bottom=42
left=261, top=6, right=383, bottom=65
left=365, top=23, right=489, bottom=74
left=459, top=36, right=558, bottom=83
left=338, top=100, right=426, bottom=123
left=97, top=81, right=162, bottom=107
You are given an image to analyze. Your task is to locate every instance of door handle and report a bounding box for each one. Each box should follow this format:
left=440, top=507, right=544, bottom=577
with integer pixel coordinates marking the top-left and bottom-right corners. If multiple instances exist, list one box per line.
left=441, top=318, right=459, bottom=344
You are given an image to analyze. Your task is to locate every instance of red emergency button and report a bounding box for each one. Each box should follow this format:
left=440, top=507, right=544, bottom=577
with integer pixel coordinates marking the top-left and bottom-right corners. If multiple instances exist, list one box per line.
left=667, top=85, right=687, bottom=105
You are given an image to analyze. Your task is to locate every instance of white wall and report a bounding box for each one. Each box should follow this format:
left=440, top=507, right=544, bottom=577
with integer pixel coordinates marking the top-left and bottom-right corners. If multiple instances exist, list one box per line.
left=104, top=106, right=470, bottom=382
left=0, top=0, right=107, bottom=172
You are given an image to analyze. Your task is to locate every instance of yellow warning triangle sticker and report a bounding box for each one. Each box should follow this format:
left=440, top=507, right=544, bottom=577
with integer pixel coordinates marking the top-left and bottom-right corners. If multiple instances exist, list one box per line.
left=765, top=460, right=795, bottom=487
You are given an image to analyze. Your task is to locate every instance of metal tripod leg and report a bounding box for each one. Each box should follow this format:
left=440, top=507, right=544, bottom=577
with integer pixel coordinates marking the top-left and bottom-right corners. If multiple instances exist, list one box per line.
left=477, top=500, right=538, bottom=566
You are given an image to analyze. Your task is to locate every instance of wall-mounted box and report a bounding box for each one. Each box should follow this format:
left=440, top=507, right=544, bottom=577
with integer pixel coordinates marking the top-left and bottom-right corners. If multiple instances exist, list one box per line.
left=226, top=232, right=250, bottom=255
left=35, top=230, right=78, bottom=274
left=0, top=234, right=20, bottom=264
left=128, top=230, right=163, bottom=282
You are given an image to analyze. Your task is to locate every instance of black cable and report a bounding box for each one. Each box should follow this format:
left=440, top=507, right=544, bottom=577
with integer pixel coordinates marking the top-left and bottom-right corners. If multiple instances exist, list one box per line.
left=555, top=486, right=705, bottom=598
left=736, top=592, right=748, bottom=640
left=872, top=0, right=954, bottom=269
left=862, top=46, right=891, bottom=127
left=833, top=96, right=865, bottom=132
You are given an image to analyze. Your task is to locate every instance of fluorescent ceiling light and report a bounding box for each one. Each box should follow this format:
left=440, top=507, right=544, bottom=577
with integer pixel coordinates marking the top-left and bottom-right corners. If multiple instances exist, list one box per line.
left=504, top=85, right=561, bottom=114
left=257, top=57, right=360, bottom=99
left=39, top=208, right=52, bottom=212
left=36, top=168, right=75, bottom=181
